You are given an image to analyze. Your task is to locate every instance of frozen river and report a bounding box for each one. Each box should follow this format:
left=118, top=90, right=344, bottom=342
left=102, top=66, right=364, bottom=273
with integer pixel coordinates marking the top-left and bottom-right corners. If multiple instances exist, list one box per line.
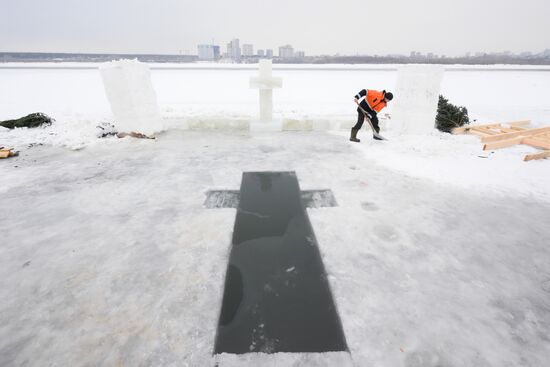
left=1, top=63, right=550, bottom=126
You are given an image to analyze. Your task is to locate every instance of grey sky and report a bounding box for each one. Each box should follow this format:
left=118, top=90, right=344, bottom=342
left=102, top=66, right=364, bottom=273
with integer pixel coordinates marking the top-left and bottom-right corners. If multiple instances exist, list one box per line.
left=1, top=0, right=549, bottom=56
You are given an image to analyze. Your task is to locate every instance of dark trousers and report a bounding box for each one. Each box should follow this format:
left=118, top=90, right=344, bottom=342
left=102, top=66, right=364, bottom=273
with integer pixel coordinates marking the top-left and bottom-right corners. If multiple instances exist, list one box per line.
left=353, top=101, right=379, bottom=132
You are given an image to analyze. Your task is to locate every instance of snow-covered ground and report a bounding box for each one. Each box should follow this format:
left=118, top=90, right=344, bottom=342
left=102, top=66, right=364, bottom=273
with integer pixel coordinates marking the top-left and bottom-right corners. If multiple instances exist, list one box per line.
left=1, top=64, right=549, bottom=366
left=1, top=63, right=549, bottom=197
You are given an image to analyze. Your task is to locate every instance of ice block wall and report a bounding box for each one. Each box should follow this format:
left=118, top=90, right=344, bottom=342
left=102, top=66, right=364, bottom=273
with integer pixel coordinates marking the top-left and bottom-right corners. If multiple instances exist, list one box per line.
left=99, top=59, right=163, bottom=135
left=390, top=64, right=444, bottom=134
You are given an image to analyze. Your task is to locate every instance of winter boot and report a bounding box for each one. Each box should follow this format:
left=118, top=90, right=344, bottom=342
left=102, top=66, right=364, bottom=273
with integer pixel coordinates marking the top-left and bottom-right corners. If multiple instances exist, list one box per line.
left=349, top=128, right=360, bottom=142
left=372, top=126, right=382, bottom=140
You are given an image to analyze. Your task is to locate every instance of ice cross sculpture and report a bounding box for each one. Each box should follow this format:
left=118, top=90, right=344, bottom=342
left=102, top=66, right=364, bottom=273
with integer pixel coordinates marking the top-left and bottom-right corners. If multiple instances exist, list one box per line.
left=249, top=60, right=283, bottom=122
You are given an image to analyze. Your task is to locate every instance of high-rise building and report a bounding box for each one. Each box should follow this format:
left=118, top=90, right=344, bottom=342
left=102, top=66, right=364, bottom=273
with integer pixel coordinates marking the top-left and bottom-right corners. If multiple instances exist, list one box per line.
left=257, top=49, right=265, bottom=57
left=197, top=44, right=220, bottom=60
left=242, top=44, right=254, bottom=56
left=266, top=49, right=273, bottom=58
left=279, top=45, right=294, bottom=58
left=295, top=51, right=305, bottom=59
left=226, top=38, right=241, bottom=62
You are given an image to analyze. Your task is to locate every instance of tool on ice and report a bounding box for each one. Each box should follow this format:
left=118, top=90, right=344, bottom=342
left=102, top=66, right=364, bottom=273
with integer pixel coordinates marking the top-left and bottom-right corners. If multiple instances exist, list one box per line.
left=355, top=102, right=388, bottom=141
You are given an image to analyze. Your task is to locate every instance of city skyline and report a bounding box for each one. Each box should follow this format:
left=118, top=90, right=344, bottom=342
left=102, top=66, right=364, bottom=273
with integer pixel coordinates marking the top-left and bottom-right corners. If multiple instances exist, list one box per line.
left=1, top=0, right=549, bottom=57
left=197, top=38, right=306, bottom=61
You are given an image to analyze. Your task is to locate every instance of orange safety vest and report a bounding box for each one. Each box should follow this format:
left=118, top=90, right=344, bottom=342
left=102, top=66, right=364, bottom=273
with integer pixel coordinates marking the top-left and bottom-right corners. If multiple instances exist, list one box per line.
left=366, top=90, right=387, bottom=112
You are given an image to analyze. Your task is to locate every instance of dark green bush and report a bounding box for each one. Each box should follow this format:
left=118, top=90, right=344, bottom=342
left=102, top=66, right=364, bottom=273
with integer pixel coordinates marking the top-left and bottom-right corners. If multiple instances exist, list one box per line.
left=435, top=95, right=469, bottom=133
left=0, top=113, right=54, bottom=129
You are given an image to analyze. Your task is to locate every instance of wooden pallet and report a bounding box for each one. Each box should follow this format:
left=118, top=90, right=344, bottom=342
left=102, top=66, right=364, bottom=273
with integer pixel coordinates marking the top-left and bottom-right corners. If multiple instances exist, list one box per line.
left=452, top=121, right=550, bottom=161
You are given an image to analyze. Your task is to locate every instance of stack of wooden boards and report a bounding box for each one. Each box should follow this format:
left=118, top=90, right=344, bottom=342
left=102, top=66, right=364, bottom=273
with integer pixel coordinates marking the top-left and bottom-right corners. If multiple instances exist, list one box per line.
left=0, top=147, right=18, bottom=159
left=452, top=120, right=550, bottom=161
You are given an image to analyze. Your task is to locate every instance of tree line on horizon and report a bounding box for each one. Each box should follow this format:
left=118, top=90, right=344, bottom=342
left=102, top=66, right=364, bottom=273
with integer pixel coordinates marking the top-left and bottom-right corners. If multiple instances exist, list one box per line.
left=2, top=52, right=550, bottom=65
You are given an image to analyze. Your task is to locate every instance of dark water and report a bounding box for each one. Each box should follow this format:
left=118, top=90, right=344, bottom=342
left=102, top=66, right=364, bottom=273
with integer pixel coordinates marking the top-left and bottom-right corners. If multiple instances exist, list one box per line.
left=214, top=172, right=347, bottom=354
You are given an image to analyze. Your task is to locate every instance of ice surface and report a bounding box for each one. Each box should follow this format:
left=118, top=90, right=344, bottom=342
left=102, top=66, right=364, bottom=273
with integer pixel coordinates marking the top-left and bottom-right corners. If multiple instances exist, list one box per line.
left=301, top=190, right=338, bottom=208
left=1, top=64, right=550, bottom=365
left=214, top=351, right=353, bottom=366
left=390, top=65, right=444, bottom=134
left=99, top=59, right=163, bottom=135
left=1, top=131, right=549, bottom=366
left=204, top=189, right=337, bottom=209
left=204, top=190, right=240, bottom=209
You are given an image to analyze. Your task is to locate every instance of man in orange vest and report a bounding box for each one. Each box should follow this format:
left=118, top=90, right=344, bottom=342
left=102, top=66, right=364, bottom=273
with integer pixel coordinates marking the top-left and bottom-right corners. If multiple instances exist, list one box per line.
left=350, top=89, right=393, bottom=142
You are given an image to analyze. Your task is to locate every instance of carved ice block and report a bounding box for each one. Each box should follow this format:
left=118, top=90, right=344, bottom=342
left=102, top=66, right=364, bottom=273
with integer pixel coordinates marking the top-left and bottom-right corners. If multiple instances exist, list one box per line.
left=99, top=59, right=163, bottom=135
left=390, top=65, right=444, bottom=134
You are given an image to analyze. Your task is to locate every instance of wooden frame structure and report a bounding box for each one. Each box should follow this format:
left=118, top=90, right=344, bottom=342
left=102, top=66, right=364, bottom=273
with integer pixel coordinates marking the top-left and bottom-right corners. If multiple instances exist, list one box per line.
left=452, top=120, right=550, bottom=161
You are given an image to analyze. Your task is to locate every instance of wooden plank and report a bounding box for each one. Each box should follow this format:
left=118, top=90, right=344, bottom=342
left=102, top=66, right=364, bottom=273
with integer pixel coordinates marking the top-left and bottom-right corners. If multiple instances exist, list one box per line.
left=472, top=127, right=499, bottom=135
left=452, top=120, right=530, bottom=134
left=483, top=127, right=503, bottom=135
left=509, top=126, right=527, bottom=131
left=0, top=150, right=10, bottom=159
left=506, top=120, right=532, bottom=127
left=453, top=123, right=501, bottom=134
left=481, top=126, right=550, bottom=143
left=468, top=129, right=492, bottom=137
left=498, top=127, right=523, bottom=133
left=524, top=150, right=550, bottom=162
left=483, top=137, right=523, bottom=150
left=484, top=131, right=550, bottom=150
left=522, top=137, right=550, bottom=150
left=533, top=133, right=550, bottom=141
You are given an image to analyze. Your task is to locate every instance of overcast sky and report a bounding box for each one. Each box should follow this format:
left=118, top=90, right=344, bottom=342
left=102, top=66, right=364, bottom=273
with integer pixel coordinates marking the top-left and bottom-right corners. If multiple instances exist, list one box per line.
left=1, top=0, right=549, bottom=56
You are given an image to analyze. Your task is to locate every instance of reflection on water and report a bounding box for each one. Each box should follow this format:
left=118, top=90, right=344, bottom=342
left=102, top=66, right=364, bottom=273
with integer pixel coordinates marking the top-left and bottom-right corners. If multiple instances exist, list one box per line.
left=219, top=265, right=243, bottom=326
left=259, top=174, right=272, bottom=192
left=214, top=172, right=347, bottom=354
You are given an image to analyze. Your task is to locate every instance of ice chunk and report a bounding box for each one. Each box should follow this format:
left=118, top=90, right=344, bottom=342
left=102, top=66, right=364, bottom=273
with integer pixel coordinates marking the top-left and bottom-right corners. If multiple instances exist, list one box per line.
left=99, top=59, right=163, bottom=135
left=391, top=64, right=444, bottom=134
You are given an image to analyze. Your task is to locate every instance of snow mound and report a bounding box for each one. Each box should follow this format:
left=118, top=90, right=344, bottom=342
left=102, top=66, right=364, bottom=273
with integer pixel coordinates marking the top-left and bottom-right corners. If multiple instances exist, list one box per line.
left=0, top=118, right=115, bottom=150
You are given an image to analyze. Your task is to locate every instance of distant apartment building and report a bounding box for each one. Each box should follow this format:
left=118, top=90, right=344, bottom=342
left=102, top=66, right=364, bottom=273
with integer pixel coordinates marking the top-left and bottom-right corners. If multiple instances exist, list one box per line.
left=197, top=44, right=220, bottom=60
left=295, top=51, right=305, bottom=59
left=242, top=44, right=254, bottom=56
left=266, top=49, right=273, bottom=58
left=226, top=38, right=241, bottom=61
left=257, top=49, right=265, bottom=57
left=279, top=45, right=294, bottom=58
